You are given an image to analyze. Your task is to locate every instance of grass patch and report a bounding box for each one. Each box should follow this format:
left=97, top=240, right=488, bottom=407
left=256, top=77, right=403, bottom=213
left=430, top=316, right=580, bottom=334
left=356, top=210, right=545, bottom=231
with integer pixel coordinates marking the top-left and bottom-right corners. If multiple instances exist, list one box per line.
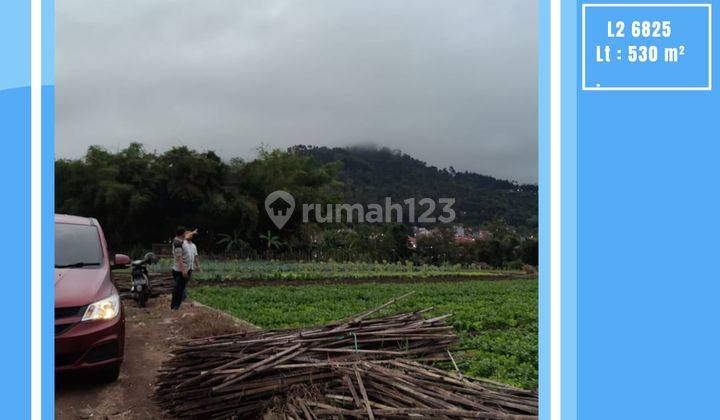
left=191, top=279, right=538, bottom=389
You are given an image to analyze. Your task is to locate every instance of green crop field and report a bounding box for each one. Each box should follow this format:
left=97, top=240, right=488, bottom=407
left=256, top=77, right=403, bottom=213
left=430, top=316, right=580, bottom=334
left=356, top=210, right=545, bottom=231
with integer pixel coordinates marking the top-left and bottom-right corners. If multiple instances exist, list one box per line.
left=191, top=279, right=538, bottom=389
left=144, top=259, right=520, bottom=281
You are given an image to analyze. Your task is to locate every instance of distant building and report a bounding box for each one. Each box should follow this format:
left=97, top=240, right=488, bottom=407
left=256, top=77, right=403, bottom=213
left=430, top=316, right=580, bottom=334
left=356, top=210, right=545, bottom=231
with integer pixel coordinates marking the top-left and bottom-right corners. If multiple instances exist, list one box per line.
left=408, top=236, right=417, bottom=249
left=475, top=229, right=491, bottom=239
left=414, top=227, right=431, bottom=237
left=454, top=235, right=475, bottom=244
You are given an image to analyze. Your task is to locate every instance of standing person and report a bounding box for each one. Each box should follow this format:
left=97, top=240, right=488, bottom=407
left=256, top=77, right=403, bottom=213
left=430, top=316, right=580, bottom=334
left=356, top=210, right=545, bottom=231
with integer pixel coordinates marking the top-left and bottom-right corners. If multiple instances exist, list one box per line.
left=182, top=229, right=200, bottom=301
left=170, top=226, right=192, bottom=310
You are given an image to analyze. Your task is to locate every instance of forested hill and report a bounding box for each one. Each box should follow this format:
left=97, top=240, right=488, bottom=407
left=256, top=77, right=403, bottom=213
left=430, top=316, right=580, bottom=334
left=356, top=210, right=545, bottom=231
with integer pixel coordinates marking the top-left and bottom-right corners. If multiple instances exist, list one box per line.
left=56, top=143, right=537, bottom=252
left=292, top=145, right=538, bottom=232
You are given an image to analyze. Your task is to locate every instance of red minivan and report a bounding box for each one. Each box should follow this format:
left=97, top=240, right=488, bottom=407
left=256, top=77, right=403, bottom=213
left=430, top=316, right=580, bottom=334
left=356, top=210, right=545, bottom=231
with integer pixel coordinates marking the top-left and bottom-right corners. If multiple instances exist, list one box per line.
left=55, top=214, right=130, bottom=382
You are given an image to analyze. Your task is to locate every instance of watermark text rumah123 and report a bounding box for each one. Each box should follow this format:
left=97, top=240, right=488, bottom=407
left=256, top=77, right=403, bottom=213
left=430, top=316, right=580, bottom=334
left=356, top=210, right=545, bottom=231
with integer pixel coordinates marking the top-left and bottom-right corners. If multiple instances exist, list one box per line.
left=264, top=190, right=455, bottom=230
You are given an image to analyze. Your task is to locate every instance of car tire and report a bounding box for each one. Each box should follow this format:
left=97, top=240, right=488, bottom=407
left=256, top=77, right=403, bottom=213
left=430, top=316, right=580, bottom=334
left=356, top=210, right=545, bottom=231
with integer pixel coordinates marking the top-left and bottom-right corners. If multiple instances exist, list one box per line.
left=98, top=362, right=121, bottom=383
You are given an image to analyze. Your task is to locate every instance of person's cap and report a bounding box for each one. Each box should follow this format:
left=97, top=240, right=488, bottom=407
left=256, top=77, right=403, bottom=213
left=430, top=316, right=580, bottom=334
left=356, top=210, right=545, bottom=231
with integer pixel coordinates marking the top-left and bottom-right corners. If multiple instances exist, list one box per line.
left=175, top=226, right=186, bottom=236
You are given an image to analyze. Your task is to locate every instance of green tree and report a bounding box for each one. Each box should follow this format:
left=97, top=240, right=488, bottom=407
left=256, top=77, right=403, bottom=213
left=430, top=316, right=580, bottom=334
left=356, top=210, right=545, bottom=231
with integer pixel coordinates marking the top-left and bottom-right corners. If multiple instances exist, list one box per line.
left=259, top=230, right=285, bottom=250
left=216, top=231, right=249, bottom=254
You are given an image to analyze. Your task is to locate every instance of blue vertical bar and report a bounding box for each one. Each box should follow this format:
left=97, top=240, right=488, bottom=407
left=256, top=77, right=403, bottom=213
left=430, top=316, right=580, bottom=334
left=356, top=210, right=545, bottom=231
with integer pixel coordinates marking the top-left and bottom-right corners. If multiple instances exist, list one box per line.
left=577, top=1, right=719, bottom=418
left=0, top=1, right=31, bottom=418
left=562, top=1, right=578, bottom=420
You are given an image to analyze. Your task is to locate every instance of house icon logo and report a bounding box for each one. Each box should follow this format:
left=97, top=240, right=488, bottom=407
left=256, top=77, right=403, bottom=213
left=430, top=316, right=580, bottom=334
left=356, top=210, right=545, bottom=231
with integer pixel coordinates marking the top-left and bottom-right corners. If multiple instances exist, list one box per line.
left=264, top=190, right=295, bottom=229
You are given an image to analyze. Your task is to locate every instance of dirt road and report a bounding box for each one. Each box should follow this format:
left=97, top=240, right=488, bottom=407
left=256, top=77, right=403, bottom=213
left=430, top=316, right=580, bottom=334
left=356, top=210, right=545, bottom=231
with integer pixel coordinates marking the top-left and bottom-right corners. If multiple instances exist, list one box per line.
left=55, top=295, right=254, bottom=420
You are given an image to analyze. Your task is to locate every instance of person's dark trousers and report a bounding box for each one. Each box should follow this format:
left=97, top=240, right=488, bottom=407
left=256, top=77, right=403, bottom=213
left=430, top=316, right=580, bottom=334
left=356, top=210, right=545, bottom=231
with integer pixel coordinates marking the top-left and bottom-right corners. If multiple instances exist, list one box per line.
left=171, top=270, right=187, bottom=309
left=182, top=269, right=192, bottom=301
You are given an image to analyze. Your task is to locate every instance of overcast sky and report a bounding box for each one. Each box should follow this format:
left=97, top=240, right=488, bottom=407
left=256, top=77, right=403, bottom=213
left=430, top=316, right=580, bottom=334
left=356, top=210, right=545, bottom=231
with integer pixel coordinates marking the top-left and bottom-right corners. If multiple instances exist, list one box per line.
left=57, top=0, right=537, bottom=183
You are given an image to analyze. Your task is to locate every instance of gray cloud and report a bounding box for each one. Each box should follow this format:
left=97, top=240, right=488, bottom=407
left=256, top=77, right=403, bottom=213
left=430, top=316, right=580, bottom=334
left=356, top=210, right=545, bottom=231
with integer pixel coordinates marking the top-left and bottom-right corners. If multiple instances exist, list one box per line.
left=57, top=0, right=537, bottom=183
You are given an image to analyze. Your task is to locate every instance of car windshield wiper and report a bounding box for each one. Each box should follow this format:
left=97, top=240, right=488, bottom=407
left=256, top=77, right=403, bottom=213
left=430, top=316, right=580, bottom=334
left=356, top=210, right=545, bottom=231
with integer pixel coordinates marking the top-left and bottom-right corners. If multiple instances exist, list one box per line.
left=55, top=262, right=101, bottom=268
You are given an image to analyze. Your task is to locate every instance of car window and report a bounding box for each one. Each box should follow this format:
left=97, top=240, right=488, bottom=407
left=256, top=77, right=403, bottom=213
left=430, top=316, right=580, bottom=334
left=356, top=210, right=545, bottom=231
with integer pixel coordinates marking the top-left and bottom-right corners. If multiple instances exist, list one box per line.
left=55, top=223, right=104, bottom=268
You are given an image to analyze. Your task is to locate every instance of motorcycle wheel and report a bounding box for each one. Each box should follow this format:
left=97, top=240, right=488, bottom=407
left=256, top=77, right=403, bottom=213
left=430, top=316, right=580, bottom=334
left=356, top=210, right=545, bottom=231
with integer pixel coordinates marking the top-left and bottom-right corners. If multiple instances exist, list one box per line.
left=138, top=291, right=148, bottom=307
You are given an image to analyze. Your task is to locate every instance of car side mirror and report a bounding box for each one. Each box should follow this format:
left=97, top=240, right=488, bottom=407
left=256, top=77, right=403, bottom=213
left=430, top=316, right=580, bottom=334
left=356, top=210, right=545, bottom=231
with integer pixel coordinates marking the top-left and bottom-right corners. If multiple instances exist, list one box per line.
left=112, top=254, right=131, bottom=269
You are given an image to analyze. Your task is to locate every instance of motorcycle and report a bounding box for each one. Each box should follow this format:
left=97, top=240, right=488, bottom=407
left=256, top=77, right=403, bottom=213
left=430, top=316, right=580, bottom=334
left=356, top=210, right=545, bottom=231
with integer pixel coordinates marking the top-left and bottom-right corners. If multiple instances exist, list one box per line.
left=131, top=252, right=157, bottom=307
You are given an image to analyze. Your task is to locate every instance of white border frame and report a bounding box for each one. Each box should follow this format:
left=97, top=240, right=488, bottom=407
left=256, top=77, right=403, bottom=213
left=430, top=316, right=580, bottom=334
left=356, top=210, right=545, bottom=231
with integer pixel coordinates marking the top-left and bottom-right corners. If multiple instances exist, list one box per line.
left=550, top=0, right=561, bottom=418
left=31, top=0, right=42, bottom=417
left=582, top=3, right=712, bottom=91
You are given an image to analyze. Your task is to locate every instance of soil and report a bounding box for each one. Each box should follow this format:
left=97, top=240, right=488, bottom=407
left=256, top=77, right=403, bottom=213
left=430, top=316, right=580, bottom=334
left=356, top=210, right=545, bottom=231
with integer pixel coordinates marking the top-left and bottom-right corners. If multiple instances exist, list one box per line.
left=55, top=295, right=255, bottom=420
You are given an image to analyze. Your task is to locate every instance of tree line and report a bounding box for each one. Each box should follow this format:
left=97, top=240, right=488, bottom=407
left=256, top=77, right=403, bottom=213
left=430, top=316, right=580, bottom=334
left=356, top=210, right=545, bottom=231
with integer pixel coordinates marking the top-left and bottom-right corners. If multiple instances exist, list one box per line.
left=56, top=143, right=537, bottom=267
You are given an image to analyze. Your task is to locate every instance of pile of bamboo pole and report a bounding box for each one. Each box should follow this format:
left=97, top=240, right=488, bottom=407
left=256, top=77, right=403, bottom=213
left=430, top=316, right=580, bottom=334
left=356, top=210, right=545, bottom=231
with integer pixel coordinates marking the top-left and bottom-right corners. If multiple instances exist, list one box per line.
left=153, top=293, right=538, bottom=419
left=281, top=360, right=537, bottom=419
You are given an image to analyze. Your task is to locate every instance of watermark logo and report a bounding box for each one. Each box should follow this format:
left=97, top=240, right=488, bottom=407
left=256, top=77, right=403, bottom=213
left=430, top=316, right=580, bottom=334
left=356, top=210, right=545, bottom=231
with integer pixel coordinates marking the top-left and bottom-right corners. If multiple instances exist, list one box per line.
left=264, top=190, right=455, bottom=229
left=265, top=190, right=296, bottom=229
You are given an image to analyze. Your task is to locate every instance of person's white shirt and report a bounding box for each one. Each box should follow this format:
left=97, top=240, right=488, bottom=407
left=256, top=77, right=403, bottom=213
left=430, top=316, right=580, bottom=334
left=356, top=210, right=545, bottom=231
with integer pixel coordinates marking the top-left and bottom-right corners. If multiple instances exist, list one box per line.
left=186, top=241, right=198, bottom=270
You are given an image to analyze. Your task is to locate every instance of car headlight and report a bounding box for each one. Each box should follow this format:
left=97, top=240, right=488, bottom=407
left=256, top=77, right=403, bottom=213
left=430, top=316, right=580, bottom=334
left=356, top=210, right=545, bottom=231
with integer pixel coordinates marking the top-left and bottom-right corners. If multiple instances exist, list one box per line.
left=82, top=293, right=120, bottom=321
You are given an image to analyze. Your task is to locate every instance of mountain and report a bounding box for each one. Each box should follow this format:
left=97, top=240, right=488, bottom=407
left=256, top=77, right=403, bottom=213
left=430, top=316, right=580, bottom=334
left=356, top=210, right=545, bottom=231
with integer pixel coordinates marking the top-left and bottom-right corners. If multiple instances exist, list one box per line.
left=291, top=145, right=538, bottom=233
